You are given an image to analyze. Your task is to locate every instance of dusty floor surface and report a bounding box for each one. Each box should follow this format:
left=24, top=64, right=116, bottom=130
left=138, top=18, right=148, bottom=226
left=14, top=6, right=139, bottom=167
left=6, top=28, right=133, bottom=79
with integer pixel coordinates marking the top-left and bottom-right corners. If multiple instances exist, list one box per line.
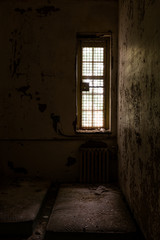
left=0, top=182, right=145, bottom=240
left=0, top=178, right=57, bottom=240
left=47, top=185, right=137, bottom=233
left=46, top=185, right=143, bottom=240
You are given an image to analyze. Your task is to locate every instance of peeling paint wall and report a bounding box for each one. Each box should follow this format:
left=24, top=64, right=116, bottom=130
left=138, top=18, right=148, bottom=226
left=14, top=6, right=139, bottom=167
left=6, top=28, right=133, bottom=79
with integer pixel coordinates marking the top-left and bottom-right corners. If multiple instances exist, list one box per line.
left=118, top=0, right=160, bottom=239
left=0, top=0, right=118, bottom=182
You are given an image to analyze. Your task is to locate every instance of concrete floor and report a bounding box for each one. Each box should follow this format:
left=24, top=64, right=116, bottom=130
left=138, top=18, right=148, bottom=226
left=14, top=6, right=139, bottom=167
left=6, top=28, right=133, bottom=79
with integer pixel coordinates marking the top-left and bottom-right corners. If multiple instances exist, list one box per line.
left=0, top=178, right=52, bottom=238
left=46, top=184, right=143, bottom=240
left=0, top=180, right=145, bottom=240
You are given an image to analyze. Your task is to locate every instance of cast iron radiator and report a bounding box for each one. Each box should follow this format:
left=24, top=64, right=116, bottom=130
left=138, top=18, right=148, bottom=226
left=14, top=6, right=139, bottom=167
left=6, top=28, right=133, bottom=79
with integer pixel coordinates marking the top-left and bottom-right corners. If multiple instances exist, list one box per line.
left=80, top=142, right=110, bottom=183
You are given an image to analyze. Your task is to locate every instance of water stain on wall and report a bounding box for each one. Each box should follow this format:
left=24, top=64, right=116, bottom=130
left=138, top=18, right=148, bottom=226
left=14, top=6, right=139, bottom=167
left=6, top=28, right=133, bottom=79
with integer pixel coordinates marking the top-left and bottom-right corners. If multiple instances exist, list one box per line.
left=38, top=104, right=47, bottom=112
left=9, top=29, right=23, bottom=79
left=36, top=6, right=60, bottom=17
left=16, top=85, right=32, bottom=99
left=50, top=113, right=60, bottom=132
left=41, top=72, right=55, bottom=82
left=138, top=0, right=145, bottom=23
left=135, top=131, right=142, bottom=147
left=15, top=8, right=32, bottom=14
left=8, top=161, right=28, bottom=174
left=119, top=0, right=160, bottom=239
left=127, top=0, right=133, bottom=20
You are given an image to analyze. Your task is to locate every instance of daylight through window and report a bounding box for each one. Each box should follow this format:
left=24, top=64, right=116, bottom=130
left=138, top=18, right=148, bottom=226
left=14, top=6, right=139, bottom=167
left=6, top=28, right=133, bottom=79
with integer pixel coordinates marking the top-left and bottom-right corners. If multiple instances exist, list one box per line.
left=77, top=36, right=111, bottom=132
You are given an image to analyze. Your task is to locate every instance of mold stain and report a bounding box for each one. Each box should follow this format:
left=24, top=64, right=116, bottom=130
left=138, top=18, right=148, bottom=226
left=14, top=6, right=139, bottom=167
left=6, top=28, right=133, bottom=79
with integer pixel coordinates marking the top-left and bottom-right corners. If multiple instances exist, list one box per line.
left=15, top=8, right=32, bottom=14
left=41, top=72, right=45, bottom=82
left=147, top=0, right=156, bottom=6
left=127, top=0, right=133, bottom=20
left=38, top=104, right=47, bottom=112
left=9, top=30, right=22, bottom=78
left=50, top=113, right=60, bottom=132
left=150, top=74, right=156, bottom=99
left=138, top=0, right=145, bottom=23
left=72, top=117, right=77, bottom=131
left=8, top=161, right=28, bottom=174
left=36, top=6, right=60, bottom=17
left=16, top=85, right=32, bottom=99
left=41, top=72, right=55, bottom=82
left=131, top=82, right=141, bottom=128
left=138, top=157, right=143, bottom=175
left=135, top=131, right=142, bottom=147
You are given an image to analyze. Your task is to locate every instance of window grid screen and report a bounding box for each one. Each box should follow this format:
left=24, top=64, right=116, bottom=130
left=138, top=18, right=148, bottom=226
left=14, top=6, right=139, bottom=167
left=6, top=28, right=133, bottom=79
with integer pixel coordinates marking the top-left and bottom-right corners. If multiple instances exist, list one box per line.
left=81, top=47, right=105, bottom=128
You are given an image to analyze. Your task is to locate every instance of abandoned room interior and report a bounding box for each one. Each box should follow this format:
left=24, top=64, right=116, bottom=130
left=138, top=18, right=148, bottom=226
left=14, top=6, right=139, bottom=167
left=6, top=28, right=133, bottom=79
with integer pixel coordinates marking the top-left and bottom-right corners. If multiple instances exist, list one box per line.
left=0, top=0, right=160, bottom=239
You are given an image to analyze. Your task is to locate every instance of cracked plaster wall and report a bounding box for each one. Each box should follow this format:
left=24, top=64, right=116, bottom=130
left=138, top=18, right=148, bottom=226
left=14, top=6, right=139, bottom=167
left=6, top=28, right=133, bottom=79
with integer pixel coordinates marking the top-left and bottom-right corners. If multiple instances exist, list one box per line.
left=0, top=0, right=118, bottom=181
left=118, top=0, right=160, bottom=239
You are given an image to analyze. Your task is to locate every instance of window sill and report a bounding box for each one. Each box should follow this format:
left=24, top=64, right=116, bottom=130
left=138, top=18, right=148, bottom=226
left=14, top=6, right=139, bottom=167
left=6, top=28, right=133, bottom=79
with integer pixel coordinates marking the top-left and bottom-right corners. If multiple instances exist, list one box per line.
left=76, top=128, right=112, bottom=134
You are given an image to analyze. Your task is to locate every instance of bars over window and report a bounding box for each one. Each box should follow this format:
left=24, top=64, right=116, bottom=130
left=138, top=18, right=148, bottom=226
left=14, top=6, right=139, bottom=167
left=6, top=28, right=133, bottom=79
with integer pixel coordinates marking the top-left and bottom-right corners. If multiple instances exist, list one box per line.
left=77, top=35, right=111, bottom=132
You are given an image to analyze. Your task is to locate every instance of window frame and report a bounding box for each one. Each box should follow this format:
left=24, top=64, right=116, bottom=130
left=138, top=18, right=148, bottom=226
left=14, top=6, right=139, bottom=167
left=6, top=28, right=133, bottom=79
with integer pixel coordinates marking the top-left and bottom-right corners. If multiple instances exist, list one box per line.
left=76, top=34, right=111, bottom=133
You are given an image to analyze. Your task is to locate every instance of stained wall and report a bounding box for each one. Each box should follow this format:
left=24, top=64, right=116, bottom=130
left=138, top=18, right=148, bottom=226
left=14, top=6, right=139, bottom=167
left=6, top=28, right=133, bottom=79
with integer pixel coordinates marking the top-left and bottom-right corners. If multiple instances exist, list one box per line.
left=118, top=0, right=160, bottom=239
left=0, top=0, right=118, bottom=181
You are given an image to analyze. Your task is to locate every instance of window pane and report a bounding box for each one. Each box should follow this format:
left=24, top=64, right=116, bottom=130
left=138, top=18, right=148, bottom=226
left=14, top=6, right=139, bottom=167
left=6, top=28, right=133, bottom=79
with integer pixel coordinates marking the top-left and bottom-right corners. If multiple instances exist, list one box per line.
left=93, top=111, right=104, bottom=127
left=93, top=95, right=103, bottom=110
left=93, top=63, right=103, bottom=76
left=82, top=111, right=92, bottom=127
left=93, top=48, right=104, bottom=62
left=82, top=47, right=92, bottom=61
left=82, top=63, right=92, bottom=76
left=78, top=39, right=109, bottom=130
left=93, top=87, right=104, bottom=94
left=82, top=94, right=92, bottom=110
left=93, top=79, right=104, bottom=87
left=93, top=101, right=103, bottom=110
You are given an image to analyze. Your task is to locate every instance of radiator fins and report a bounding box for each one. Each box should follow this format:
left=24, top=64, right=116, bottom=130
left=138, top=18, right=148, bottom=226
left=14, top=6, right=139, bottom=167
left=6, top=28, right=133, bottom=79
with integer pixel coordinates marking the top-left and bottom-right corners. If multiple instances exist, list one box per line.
left=80, top=148, right=109, bottom=184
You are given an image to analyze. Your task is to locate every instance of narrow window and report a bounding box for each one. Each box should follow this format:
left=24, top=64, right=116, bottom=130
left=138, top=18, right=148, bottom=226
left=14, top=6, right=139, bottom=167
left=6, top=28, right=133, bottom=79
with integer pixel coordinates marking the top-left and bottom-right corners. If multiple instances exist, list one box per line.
left=76, top=35, right=111, bottom=132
